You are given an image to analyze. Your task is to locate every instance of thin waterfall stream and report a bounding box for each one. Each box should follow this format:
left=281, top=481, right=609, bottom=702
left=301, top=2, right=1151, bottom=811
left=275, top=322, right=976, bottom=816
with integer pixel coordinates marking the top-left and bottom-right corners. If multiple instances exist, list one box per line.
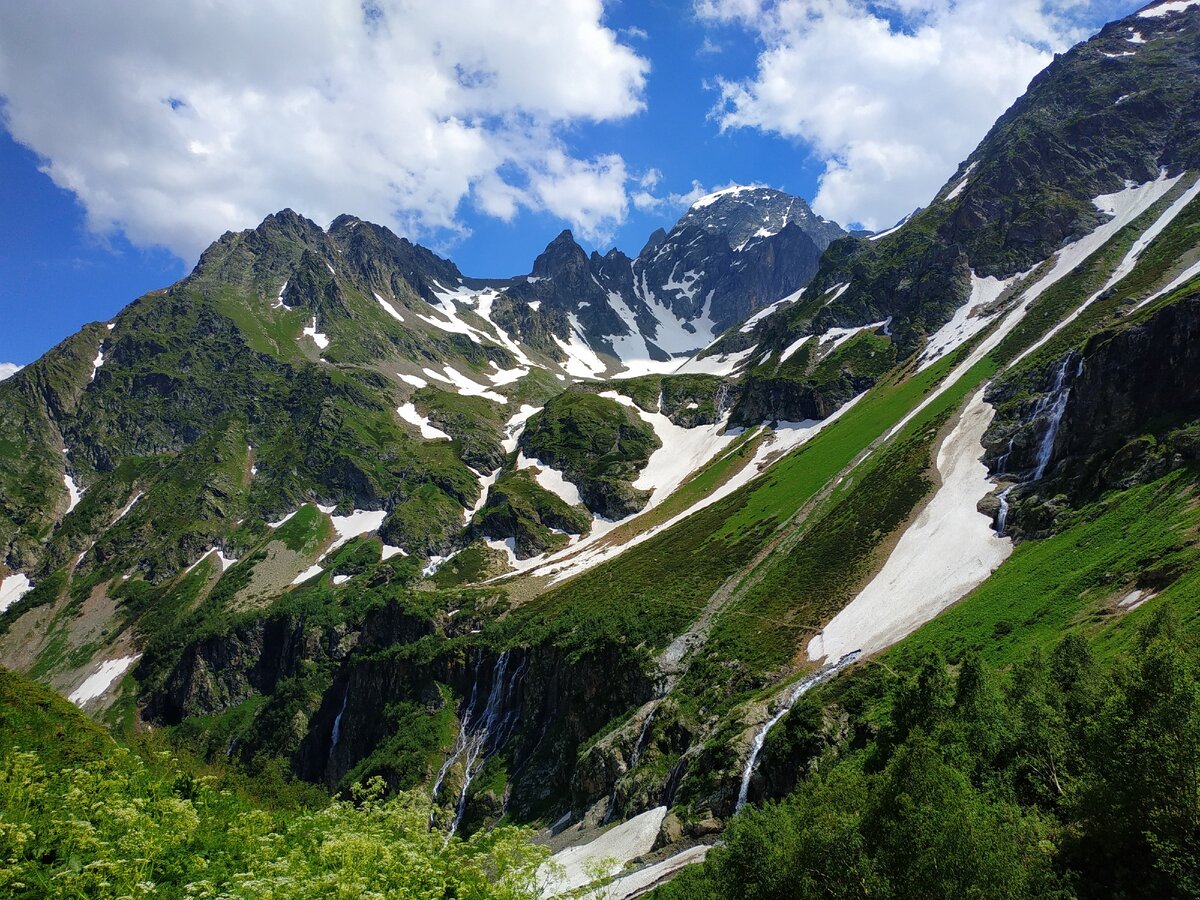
left=736, top=651, right=861, bottom=811
left=431, top=650, right=528, bottom=838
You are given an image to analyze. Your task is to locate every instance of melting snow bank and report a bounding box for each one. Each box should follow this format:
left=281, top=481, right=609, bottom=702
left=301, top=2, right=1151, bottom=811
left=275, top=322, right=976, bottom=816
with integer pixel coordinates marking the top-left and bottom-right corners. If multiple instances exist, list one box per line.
left=737, top=651, right=861, bottom=811
left=541, top=806, right=667, bottom=897
left=516, top=453, right=583, bottom=506
left=0, top=573, right=33, bottom=613
left=809, top=390, right=1012, bottom=663
left=502, top=395, right=866, bottom=586
left=599, top=391, right=738, bottom=503
left=601, top=844, right=712, bottom=900
left=68, top=654, right=140, bottom=706
left=919, top=273, right=1015, bottom=371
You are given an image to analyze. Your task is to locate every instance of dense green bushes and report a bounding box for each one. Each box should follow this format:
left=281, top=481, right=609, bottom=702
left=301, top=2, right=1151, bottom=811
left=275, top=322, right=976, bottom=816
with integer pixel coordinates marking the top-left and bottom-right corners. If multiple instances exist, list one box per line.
left=0, top=669, right=547, bottom=899
left=656, top=612, right=1200, bottom=899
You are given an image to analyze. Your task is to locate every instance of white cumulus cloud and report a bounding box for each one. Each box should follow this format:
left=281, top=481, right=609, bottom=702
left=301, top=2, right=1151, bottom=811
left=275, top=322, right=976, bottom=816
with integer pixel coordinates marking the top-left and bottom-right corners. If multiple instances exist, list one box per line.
left=0, top=0, right=648, bottom=260
left=697, top=0, right=1111, bottom=230
left=0, top=363, right=22, bottom=381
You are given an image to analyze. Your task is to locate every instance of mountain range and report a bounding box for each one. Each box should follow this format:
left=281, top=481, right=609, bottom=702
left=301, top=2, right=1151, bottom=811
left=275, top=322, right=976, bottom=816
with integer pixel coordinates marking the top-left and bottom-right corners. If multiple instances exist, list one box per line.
left=5, top=2, right=1200, bottom=897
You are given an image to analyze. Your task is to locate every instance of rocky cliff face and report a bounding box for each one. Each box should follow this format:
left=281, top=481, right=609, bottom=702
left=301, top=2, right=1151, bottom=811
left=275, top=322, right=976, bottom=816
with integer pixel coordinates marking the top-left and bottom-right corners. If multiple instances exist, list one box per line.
left=984, top=286, right=1200, bottom=537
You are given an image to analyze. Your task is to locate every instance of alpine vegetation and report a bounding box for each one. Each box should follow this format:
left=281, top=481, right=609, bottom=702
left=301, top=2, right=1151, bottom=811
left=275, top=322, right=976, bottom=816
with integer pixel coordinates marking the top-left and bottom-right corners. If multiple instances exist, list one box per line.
left=4, top=2, right=1200, bottom=898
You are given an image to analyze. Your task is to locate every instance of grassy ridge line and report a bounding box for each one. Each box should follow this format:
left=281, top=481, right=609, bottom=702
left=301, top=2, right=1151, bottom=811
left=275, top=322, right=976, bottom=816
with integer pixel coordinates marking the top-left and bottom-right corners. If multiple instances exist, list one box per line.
left=510, top=349, right=976, bottom=656
left=705, top=184, right=1200, bottom=672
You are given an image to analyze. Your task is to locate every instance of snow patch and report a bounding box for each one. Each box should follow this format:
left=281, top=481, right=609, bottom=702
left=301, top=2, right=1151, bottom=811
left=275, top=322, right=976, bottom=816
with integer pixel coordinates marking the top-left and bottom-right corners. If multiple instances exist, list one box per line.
left=292, top=564, right=325, bottom=585
left=888, top=172, right=1184, bottom=441
left=273, top=280, right=291, bottom=309
left=69, top=655, right=140, bottom=706
left=779, top=335, right=812, bottom=364
left=1133, top=257, right=1200, bottom=312
left=328, top=510, right=388, bottom=553
left=302, top=317, right=329, bottom=350
left=485, top=361, right=529, bottom=386
left=740, top=287, right=805, bottom=333
left=381, top=544, right=407, bottom=560
left=63, top=472, right=83, bottom=514
left=502, top=405, right=541, bottom=453
left=809, top=390, right=1012, bottom=662
left=689, top=184, right=762, bottom=210
left=918, top=272, right=1015, bottom=371
left=397, top=403, right=451, bottom=440
left=541, top=807, right=668, bottom=897
left=89, top=348, right=105, bottom=381
left=553, top=314, right=608, bottom=379
left=598, top=391, right=738, bottom=504
left=114, top=491, right=143, bottom=522
left=1014, top=170, right=1195, bottom=364
left=0, top=573, right=33, bottom=613
left=1139, top=1, right=1198, bottom=18
left=674, top=344, right=756, bottom=376
left=869, top=212, right=914, bottom=241
left=602, top=845, right=712, bottom=900
left=398, top=372, right=428, bottom=389
left=374, top=291, right=404, bottom=322
left=944, top=162, right=977, bottom=202
left=421, top=366, right=507, bottom=403
left=517, top=452, right=584, bottom=506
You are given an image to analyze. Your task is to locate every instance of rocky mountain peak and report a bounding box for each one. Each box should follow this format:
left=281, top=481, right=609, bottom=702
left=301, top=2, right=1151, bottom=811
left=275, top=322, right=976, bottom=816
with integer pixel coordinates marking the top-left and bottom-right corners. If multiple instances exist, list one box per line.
left=531, top=229, right=589, bottom=279
left=673, top=185, right=846, bottom=253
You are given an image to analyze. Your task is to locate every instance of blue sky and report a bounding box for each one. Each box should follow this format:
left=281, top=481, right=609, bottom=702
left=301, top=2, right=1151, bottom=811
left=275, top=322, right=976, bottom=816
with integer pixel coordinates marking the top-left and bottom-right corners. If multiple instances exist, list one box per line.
left=0, top=0, right=1143, bottom=365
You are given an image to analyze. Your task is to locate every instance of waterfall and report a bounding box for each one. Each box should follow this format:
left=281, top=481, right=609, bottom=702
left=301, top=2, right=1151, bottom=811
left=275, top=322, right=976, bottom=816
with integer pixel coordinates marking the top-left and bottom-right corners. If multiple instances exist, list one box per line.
left=329, top=687, right=349, bottom=751
left=1031, top=355, right=1082, bottom=482
left=602, top=701, right=660, bottom=825
left=714, top=382, right=731, bottom=417
left=735, top=651, right=861, bottom=812
left=431, top=650, right=527, bottom=837
left=995, top=438, right=1015, bottom=475
left=629, top=705, right=657, bottom=770
left=995, top=487, right=1013, bottom=536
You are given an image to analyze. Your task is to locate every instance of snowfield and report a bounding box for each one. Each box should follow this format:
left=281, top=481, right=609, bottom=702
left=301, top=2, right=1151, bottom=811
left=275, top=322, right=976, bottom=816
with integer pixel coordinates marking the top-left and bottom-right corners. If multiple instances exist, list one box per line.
left=888, top=172, right=1184, bottom=441
left=599, top=390, right=739, bottom=503
left=919, top=272, right=1016, bottom=371
left=808, top=390, right=1012, bottom=662
left=541, top=806, right=667, bottom=896
left=68, top=654, right=140, bottom=706
left=0, top=572, right=32, bottom=614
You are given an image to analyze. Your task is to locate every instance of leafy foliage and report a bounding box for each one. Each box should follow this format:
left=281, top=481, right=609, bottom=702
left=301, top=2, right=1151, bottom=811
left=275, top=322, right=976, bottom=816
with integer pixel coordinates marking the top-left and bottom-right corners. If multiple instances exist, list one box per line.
left=657, top=614, right=1200, bottom=899
left=0, top=669, right=548, bottom=899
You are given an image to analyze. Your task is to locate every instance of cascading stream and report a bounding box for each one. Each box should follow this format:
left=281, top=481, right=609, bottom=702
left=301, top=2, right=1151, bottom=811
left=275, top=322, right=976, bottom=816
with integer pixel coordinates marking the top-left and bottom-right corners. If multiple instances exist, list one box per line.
left=329, top=687, right=349, bottom=752
left=995, top=487, right=1014, bottom=536
left=1031, top=355, right=1082, bottom=482
left=431, top=650, right=528, bottom=838
left=736, top=651, right=861, bottom=811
